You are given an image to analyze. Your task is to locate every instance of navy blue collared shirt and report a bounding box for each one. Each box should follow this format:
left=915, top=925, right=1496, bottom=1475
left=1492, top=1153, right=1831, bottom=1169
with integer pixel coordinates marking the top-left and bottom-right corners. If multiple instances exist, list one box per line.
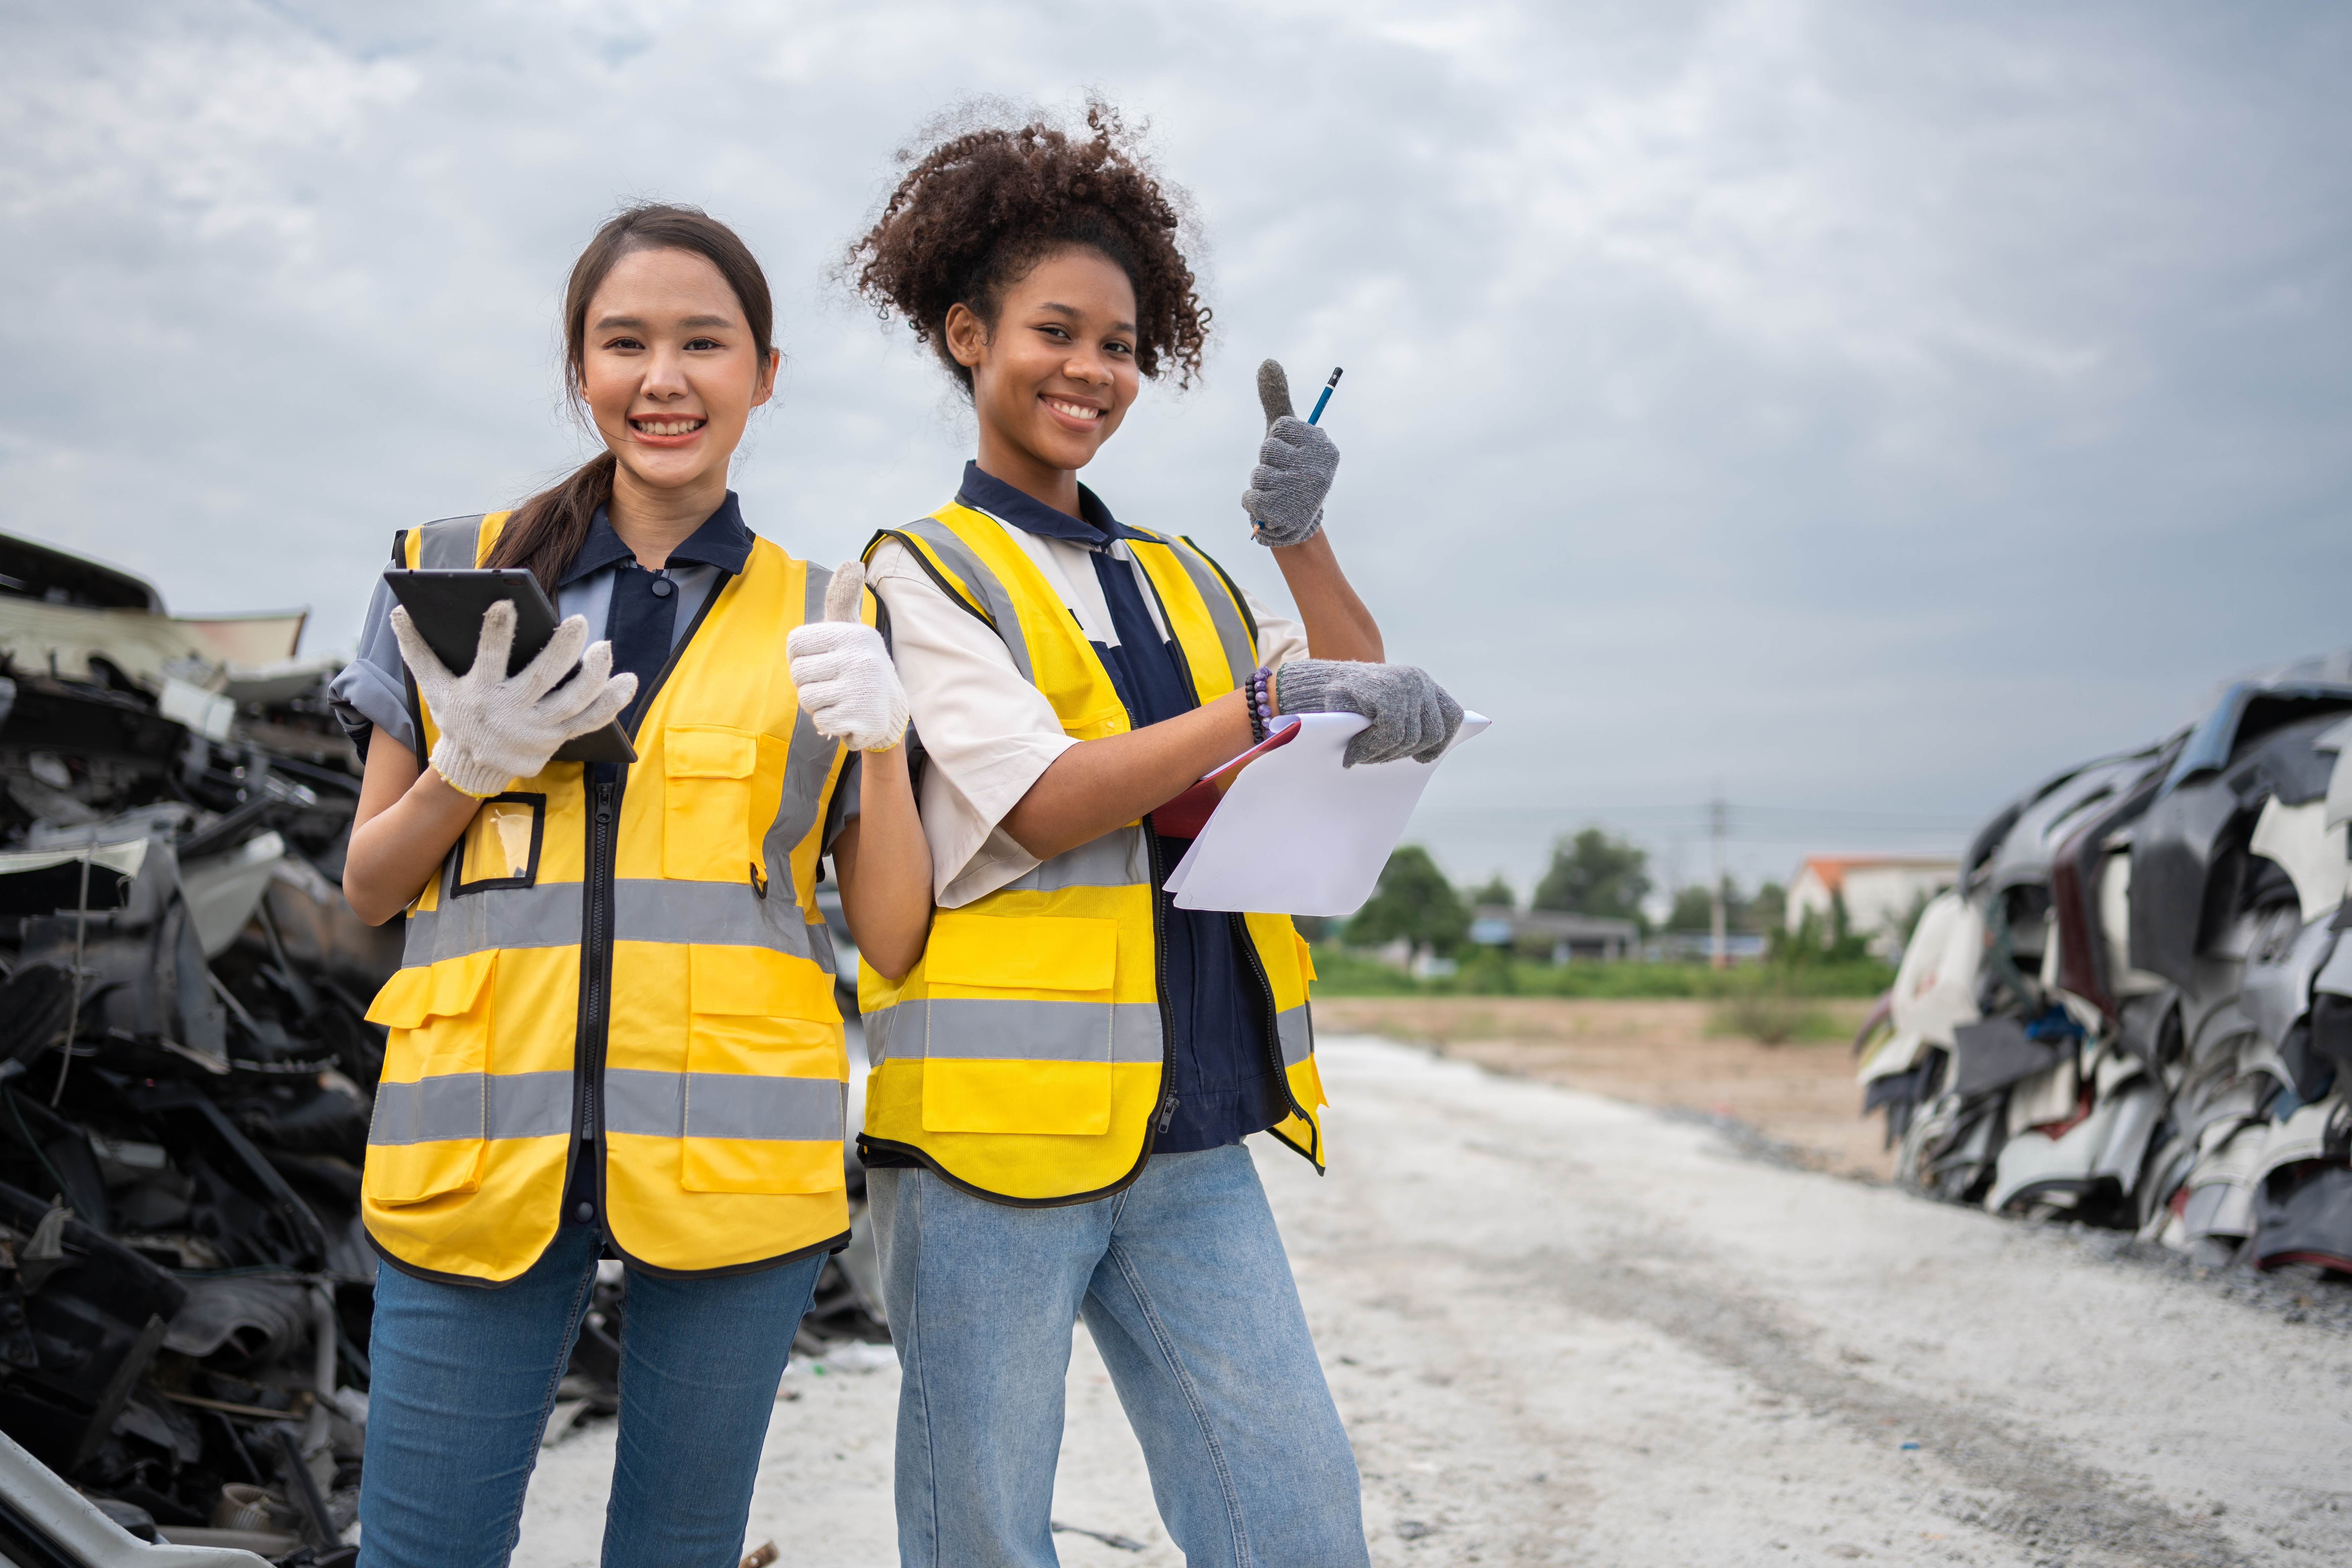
left=566, top=496, right=751, bottom=751
left=955, top=463, right=1288, bottom=1156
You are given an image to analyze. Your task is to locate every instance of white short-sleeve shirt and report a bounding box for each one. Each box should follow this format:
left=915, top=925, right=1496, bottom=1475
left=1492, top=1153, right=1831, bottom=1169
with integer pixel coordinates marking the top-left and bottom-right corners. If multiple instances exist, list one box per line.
left=866, top=479, right=1306, bottom=909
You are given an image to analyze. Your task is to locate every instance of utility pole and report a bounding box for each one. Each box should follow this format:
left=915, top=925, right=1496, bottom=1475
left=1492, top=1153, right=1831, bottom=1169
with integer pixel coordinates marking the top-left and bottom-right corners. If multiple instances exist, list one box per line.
left=1709, top=797, right=1728, bottom=970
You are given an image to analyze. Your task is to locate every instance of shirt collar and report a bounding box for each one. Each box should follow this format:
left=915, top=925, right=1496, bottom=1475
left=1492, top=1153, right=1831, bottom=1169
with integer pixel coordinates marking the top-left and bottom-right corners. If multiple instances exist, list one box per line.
left=955, top=461, right=1144, bottom=548
left=559, top=491, right=754, bottom=586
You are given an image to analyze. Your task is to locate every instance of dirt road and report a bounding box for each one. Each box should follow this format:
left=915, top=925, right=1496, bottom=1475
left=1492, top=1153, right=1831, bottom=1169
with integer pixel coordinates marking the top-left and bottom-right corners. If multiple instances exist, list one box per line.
left=514, top=1037, right=2352, bottom=1567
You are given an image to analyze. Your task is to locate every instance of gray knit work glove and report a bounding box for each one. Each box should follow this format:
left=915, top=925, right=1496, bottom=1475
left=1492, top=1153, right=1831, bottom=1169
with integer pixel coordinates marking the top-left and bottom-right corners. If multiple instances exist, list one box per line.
left=1274, top=658, right=1464, bottom=767
left=1242, top=360, right=1339, bottom=547
left=389, top=600, right=636, bottom=797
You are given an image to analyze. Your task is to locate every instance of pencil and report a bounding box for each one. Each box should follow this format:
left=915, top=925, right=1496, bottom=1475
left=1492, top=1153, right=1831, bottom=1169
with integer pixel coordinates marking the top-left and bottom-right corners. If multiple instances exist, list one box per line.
left=1307, top=367, right=1343, bottom=425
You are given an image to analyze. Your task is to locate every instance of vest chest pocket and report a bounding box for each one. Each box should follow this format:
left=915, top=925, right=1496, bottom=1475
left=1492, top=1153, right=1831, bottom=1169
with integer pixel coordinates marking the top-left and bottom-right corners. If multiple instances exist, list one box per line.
left=662, top=726, right=760, bottom=882
left=920, top=914, right=1120, bottom=1137
left=678, top=945, right=846, bottom=1195
left=361, top=951, right=495, bottom=1205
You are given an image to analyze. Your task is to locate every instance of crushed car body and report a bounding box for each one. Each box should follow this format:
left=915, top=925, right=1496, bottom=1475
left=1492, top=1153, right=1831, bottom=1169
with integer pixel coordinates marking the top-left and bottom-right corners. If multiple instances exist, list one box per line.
left=1860, top=651, right=2352, bottom=1279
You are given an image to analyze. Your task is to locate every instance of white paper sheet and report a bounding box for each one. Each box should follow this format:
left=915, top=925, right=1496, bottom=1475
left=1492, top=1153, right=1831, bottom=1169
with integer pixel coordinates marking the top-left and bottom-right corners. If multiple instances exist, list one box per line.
left=1162, top=710, right=1490, bottom=914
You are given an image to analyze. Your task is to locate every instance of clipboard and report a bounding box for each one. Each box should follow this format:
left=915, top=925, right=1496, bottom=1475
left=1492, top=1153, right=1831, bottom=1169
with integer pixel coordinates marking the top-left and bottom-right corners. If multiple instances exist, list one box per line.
left=1161, top=710, right=1490, bottom=915
left=1148, top=721, right=1303, bottom=838
left=381, top=568, right=638, bottom=764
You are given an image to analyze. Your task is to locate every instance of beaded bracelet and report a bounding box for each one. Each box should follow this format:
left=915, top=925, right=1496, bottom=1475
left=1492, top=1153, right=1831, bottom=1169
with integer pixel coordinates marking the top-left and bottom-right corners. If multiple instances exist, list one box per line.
left=1247, top=665, right=1275, bottom=745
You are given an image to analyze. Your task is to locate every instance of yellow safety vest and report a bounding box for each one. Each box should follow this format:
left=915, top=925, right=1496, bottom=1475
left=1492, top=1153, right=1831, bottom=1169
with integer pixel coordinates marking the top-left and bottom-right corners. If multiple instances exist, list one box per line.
left=360, top=511, right=858, bottom=1283
left=856, top=501, right=1327, bottom=1205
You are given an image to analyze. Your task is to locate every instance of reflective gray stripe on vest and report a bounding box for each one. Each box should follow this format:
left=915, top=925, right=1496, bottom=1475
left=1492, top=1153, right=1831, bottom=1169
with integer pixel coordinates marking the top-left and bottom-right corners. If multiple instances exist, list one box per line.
left=896, top=517, right=1034, bottom=684
left=997, top=827, right=1147, bottom=894
left=879, top=997, right=1162, bottom=1064
left=605, top=1068, right=845, bottom=1142
left=416, top=514, right=485, bottom=570
left=403, top=878, right=825, bottom=966
left=752, top=561, right=845, bottom=916
left=864, top=999, right=1300, bottom=1073
left=863, top=1002, right=901, bottom=1067
left=369, top=1071, right=571, bottom=1145
left=1276, top=1003, right=1312, bottom=1069
left=1139, top=530, right=1258, bottom=686
left=404, top=883, right=577, bottom=963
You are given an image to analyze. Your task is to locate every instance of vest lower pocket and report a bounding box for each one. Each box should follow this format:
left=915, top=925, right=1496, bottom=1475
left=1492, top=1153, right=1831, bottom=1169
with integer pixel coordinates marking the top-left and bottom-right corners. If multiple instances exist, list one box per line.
left=919, top=1056, right=1115, bottom=1137
left=362, top=1137, right=488, bottom=1207
left=678, top=945, right=845, bottom=1194
left=918, top=914, right=1120, bottom=1137
left=363, top=951, right=496, bottom=1205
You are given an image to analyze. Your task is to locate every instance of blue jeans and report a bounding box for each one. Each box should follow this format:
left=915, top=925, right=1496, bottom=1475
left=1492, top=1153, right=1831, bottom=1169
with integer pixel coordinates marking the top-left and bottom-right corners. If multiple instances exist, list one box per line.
left=358, top=1223, right=824, bottom=1568
left=869, top=1146, right=1369, bottom=1568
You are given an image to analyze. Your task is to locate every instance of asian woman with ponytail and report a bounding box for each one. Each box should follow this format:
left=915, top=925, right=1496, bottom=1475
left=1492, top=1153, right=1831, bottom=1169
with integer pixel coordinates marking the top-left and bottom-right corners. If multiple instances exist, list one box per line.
left=327, top=203, right=929, bottom=1568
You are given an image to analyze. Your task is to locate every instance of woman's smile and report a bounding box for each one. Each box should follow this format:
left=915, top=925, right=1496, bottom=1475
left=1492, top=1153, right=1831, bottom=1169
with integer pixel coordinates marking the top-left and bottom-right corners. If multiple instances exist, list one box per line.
left=1040, top=394, right=1105, bottom=430
left=629, top=413, right=708, bottom=445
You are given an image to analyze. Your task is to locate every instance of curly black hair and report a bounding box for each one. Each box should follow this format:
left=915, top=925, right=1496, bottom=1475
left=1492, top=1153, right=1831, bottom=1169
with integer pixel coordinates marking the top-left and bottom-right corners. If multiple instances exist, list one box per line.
left=845, top=99, right=1210, bottom=392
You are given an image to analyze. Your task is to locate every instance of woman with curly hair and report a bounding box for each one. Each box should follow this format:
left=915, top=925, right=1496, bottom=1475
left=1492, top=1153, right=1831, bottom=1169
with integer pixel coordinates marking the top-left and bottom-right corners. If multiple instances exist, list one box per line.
left=842, top=103, right=1459, bottom=1567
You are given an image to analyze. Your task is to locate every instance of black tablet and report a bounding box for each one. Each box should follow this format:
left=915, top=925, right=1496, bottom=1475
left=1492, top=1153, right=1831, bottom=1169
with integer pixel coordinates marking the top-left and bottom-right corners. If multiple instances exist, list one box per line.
left=381, top=568, right=637, bottom=765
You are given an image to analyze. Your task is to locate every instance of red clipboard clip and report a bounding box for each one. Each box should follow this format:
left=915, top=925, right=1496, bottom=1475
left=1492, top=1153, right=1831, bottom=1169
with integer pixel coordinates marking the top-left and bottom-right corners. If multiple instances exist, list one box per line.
left=1147, top=719, right=1302, bottom=839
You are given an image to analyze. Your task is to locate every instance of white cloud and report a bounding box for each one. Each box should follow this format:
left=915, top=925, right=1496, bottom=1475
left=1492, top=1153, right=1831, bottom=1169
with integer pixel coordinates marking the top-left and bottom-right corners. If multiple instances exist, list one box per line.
left=2, top=0, right=2348, bottom=893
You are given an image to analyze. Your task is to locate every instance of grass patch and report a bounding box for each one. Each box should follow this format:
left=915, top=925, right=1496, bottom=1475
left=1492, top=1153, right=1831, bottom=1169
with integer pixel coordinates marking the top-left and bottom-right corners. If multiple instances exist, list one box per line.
left=1705, top=985, right=1842, bottom=1045
left=1308, top=948, right=1893, bottom=1002
left=1305, top=949, right=1425, bottom=995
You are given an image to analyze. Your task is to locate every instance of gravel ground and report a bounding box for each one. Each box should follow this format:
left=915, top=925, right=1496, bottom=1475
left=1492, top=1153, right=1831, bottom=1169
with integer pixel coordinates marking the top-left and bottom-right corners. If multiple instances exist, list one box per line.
left=512, top=1035, right=2352, bottom=1567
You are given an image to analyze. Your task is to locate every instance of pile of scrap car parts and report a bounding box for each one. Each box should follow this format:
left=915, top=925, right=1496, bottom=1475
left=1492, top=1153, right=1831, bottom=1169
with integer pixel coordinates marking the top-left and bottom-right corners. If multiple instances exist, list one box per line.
left=0, top=530, right=889, bottom=1565
left=0, top=530, right=401, bottom=1564
left=1858, top=651, right=2352, bottom=1281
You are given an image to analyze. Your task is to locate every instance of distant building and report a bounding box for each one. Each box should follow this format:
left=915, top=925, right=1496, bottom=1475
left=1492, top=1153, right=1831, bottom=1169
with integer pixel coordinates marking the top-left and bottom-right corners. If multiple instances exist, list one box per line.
left=1646, top=931, right=1767, bottom=964
left=1469, top=906, right=1639, bottom=963
left=1785, top=855, right=1959, bottom=959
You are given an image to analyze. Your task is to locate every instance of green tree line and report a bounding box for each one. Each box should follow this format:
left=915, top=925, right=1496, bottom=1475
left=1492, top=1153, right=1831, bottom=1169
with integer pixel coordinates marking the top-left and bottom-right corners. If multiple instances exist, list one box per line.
left=1343, top=829, right=1789, bottom=962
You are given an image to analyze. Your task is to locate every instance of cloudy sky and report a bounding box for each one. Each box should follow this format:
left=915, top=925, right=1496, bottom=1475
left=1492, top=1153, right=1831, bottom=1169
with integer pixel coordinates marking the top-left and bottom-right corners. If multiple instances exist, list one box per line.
left=3, top=0, right=2347, bottom=904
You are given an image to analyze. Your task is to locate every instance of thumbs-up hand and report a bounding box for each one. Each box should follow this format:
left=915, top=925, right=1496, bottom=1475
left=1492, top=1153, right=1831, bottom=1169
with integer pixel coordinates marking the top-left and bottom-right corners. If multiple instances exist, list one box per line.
left=1241, top=359, right=1340, bottom=547
left=786, top=560, right=911, bottom=751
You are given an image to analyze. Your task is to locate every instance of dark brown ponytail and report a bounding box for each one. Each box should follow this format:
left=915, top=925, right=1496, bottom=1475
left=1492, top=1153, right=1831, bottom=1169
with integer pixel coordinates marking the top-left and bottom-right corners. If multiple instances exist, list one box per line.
left=491, top=202, right=776, bottom=592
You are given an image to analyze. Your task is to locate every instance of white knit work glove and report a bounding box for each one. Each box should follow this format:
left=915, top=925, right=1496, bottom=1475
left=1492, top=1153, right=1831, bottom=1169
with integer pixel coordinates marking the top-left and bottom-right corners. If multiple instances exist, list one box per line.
left=388, top=600, right=637, bottom=798
left=786, top=561, right=910, bottom=751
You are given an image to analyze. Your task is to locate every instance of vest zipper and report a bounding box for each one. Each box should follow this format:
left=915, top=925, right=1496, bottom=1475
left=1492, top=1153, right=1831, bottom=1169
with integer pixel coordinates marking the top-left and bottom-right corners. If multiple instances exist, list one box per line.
left=1144, top=830, right=1181, bottom=1147
left=570, top=778, right=619, bottom=1224
left=1232, top=911, right=1312, bottom=1129
left=570, top=579, right=730, bottom=1243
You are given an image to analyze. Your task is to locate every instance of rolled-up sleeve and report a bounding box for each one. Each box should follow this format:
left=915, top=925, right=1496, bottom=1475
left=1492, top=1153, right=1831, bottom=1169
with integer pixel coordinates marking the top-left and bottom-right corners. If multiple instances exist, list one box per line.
left=1239, top=586, right=1309, bottom=670
left=866, top=539, right=1078, bottom=908
left=326, top=575, right=417, bottom=759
